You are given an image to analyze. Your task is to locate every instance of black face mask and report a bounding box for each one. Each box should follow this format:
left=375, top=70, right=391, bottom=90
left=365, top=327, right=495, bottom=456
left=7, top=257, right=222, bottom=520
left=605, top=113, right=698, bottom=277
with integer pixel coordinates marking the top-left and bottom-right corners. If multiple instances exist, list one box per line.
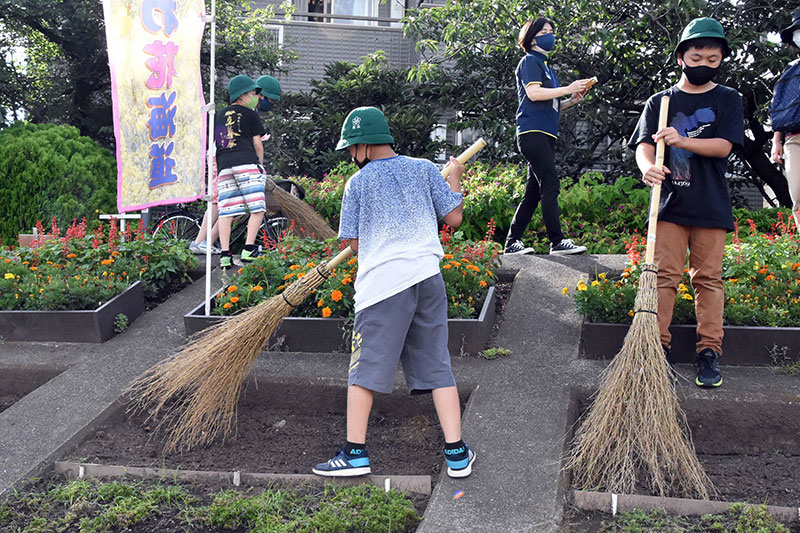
left=682, top=64, right=719, bottom=86
left=353, top=155, right=371, bottom=169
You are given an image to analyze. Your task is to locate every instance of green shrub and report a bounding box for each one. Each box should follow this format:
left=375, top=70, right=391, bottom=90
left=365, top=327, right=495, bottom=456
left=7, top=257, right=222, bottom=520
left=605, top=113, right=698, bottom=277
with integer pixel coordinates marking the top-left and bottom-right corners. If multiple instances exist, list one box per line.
left=0, top=122, right=116, bottom=246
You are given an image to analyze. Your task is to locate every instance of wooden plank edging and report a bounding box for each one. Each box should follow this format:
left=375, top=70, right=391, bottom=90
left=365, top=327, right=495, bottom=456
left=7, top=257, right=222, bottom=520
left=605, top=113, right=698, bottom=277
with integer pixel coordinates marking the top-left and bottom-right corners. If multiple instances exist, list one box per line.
left=54, top=461, right=431, bottom=495
left=573, top=489, right=800, bottom=524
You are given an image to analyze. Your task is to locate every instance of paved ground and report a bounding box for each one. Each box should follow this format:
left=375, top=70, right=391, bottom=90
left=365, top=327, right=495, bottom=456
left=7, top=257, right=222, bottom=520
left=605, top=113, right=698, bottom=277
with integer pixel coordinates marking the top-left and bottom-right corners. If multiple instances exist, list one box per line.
left=1, top=255, right=799, bottom=532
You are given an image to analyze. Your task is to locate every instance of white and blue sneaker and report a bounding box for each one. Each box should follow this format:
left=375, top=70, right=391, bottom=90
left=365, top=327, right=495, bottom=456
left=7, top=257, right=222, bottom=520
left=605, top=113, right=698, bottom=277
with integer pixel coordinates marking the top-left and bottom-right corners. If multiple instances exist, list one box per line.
left=445, top=444, right=476, bottom=478
left=312, top=447, right=371, bottom=477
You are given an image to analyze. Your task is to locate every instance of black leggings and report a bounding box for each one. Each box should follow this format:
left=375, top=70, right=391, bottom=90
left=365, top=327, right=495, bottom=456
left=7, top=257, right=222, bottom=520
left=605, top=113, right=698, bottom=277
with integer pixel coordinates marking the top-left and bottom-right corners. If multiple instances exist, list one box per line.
left=506, top=132, right=564, bottom=245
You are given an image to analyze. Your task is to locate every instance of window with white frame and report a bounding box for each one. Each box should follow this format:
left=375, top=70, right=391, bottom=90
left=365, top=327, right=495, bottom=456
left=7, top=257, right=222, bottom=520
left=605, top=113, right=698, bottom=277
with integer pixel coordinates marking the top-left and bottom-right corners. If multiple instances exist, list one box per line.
left=307, top=0, right=379, bottom=25
left=389, top=0, right=405, bottom=28
left=431, top=124, right=447, bottom=162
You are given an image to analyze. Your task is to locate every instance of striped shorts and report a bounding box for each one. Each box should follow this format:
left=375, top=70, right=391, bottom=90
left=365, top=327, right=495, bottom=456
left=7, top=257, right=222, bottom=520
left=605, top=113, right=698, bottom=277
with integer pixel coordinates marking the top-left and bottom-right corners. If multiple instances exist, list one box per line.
left=217, top=164, right=267, bottom=217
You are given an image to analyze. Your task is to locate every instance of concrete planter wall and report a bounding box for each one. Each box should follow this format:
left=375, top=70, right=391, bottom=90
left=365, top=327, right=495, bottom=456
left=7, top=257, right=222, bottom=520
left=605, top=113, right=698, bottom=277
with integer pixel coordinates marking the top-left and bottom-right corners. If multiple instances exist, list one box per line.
left=185, top=286, right=496, bottom=355
left=0, top=281, right=145, bottom=343
left=580, top=321, right=800, bottom=365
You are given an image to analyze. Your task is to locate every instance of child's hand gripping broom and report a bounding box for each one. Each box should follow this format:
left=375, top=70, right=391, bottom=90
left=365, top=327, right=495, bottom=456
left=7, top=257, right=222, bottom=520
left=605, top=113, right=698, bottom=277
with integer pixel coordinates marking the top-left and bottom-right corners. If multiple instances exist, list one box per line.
left=565, top=96, right=714, bottom=499
left=126, top=138, right=487, bottom=453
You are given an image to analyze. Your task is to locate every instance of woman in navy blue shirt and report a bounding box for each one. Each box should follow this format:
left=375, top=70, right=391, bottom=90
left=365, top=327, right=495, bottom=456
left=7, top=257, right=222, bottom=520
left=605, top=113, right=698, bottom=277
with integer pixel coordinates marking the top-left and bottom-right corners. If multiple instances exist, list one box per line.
left=505, top=17, right=594, bottom=255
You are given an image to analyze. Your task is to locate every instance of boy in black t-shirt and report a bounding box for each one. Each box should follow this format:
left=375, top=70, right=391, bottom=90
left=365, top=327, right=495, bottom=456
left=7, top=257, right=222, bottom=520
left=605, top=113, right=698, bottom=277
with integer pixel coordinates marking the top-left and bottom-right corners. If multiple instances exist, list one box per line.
left=628, top=17, right=744, bottom=388
left=214, top=75, right=268, bottom=268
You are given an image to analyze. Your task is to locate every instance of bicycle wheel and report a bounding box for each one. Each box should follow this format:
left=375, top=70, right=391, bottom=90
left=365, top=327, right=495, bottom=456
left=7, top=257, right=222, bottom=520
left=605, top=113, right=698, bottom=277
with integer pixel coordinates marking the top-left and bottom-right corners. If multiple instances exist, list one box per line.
left=152, top=213, right=201, bottom=242
left=261, top=215, right=290, bottom=247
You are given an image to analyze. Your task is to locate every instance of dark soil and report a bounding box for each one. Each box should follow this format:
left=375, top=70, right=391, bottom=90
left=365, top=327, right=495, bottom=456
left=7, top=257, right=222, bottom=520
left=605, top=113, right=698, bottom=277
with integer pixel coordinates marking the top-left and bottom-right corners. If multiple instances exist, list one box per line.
left=67, top=381, right=471, bottom=478
left=570, top=398, right=800, bottom=507
left=488, top=282, right=512, bottom=344
left=0, top=394, right=20, bottom=414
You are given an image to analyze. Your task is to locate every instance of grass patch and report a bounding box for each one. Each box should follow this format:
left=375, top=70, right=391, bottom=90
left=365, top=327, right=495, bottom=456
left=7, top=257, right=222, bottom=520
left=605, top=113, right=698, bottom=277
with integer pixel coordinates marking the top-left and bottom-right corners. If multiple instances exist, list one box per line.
left=1, top=477, right=420, bottom=532
left=769, top=344, right=800, bottom=376
left=575, top=505, right=793, bottom=532
left=480, top=347, right=511, bottom=360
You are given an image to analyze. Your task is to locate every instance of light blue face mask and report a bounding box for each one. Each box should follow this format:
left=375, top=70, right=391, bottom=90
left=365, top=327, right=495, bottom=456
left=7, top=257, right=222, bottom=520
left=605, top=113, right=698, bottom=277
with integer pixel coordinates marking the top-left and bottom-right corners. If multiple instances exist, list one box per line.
left=535, top=33, right=556, bottom=52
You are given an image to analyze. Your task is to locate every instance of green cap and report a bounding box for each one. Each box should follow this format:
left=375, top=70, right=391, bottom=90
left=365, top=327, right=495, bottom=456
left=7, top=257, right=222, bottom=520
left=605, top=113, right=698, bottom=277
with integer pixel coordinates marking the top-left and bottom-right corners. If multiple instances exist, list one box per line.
left=676, top=17, right=731, bottom=57
left=256, top=75, right=282, bottom=101
left=336, top=107, right=394, bottom=150
left=228, top=75, right=260, bottom=104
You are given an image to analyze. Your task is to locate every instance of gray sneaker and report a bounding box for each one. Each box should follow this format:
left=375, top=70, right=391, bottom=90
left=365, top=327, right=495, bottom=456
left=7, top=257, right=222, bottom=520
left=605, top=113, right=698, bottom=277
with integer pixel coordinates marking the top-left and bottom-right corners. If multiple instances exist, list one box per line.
left=504, top=239, right=534, bottom=255
left=549, top=239, right=587, bottom=255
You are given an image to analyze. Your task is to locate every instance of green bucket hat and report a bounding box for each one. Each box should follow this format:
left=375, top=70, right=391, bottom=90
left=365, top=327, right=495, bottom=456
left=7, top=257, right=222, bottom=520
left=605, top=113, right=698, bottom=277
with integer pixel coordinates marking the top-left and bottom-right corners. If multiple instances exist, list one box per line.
left=228, top=75, right=260, bottom=104
left=336, top=107, right=395, bottom=150
left=256, top=75, right=282, bottom=101
left=676, top=17, right=731, bottom=57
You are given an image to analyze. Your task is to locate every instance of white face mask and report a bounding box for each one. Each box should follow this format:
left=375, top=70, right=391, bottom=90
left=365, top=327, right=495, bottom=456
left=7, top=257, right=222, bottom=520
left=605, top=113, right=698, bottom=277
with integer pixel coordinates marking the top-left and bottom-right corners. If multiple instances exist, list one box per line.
left=794, top=29, right=800, bottom=48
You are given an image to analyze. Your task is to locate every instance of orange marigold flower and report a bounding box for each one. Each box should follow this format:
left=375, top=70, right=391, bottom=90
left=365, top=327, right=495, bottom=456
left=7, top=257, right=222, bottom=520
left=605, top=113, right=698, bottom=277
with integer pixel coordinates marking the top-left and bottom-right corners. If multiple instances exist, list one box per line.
left=443, top=254, right=454, bottom=259
left=307, top=262, right=316, bottom=268
left=318, top=299, right=324, bottom=307
left=228, top=285, right=238, bottom=292
left=480, top=280, right=487, bottom=287
left=331, top=289, right=343, bottom=302
left=322, top=307, right=332, bottom=318
left=252, top=285, right=263, bottom=292
left=289, top=264, right=302, bottom=270
left=283, top=273, right=294, bottom=280
left=238, top=268, right=244, bottom=275
left=297, top=272, right=306, bottom=278
left=101, top=259, right=114, bottom=265
left=728, top=278, right=738, bottom=283
left=29, top=266, right=37, bottom=271
left=278, top=284, right=286, bottom=291
left=230, top=296, right=240, bottom=303
left=443, top=264, right=452, bottom=270
left=766, top=274, right=775, bottom=281
left=222, top=302, right=233, bottom=309
left=487, top=271, right=493, bottom=277
left=347, top=257, right=357, bottom=265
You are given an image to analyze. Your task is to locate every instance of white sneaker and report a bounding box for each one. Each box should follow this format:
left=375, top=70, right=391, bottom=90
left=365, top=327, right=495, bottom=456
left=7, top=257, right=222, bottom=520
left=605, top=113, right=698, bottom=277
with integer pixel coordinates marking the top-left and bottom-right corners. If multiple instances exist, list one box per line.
left=189, top=241, right=221, bottom=254
left=549, top=239, right=587, bottom=255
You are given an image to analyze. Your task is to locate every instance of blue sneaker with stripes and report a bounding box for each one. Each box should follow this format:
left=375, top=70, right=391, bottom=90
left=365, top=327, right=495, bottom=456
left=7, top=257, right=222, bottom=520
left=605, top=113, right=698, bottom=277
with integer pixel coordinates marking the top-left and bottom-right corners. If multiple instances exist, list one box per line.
left=445, top=444, right=476, bottom=478
left=312, top=447, right=371, bottom=477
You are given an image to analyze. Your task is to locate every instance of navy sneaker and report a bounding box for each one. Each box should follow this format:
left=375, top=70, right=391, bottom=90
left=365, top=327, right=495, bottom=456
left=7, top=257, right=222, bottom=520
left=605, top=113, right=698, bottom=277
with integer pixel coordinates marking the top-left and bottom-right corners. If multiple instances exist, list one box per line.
left=549, top=239, right=587, bottom=255
left=504, top=239, right=534, bottom=255
left=312, top=447, right=371, bottom=477
left=695, top=348, right=722, bottom=388
left=445, top=444, right=476, bottom=478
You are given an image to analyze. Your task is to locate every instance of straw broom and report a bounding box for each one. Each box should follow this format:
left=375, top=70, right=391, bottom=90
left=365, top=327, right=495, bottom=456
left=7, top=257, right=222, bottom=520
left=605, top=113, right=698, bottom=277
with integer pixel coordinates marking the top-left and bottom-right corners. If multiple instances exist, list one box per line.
left=126, top=139, right=487, bottom=453
left=265, top=179, right=337, bottom=240
left=565, top=96, right=713, bottom=499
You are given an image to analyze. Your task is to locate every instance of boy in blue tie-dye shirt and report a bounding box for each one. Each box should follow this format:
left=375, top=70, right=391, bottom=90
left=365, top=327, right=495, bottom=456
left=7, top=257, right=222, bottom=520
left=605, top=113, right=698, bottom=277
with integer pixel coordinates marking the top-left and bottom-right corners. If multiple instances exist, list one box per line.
left=312, top=107, right=477, bottom=479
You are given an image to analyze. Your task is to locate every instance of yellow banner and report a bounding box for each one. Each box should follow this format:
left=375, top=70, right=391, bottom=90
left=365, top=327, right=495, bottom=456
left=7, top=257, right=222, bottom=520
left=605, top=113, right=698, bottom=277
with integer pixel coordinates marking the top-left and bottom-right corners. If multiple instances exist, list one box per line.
left=103, top=0, right=206, bottom=212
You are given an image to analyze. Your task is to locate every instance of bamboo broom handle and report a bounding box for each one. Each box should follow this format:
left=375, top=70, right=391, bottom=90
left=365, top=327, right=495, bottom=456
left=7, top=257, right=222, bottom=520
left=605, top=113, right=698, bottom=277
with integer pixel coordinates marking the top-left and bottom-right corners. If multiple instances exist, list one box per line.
left=441, top=138, right=488, bottom=178
left=326, top=139, right=489, bottom=269
left=644, top=96, right=670, bottom=264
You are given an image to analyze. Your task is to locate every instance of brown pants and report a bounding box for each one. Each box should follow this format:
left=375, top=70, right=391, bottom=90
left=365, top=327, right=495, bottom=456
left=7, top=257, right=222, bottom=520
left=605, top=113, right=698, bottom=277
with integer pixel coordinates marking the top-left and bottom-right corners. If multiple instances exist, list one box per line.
left=654, top=221, right=726, bottom=355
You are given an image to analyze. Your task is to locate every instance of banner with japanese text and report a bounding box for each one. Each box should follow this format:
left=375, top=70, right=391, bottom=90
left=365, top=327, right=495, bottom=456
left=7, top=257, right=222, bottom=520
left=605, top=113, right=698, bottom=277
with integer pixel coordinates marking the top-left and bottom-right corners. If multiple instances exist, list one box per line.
left=103, top=0, right=206, bottom=212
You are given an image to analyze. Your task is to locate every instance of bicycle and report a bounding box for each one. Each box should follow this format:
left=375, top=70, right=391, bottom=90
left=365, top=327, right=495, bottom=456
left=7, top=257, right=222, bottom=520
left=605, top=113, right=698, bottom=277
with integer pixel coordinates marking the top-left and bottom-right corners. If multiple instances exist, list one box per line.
left=151, top=179, right=303, bottom=252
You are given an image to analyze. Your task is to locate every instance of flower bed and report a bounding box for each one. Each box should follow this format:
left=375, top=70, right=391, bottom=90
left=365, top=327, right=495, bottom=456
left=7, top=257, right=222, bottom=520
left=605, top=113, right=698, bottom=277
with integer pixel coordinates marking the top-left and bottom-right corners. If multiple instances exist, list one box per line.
left=0, top=218, right=196, bottom=341
left=569, top=212, right=800, bottom=362
left=186, top=227, right=501, bottom=353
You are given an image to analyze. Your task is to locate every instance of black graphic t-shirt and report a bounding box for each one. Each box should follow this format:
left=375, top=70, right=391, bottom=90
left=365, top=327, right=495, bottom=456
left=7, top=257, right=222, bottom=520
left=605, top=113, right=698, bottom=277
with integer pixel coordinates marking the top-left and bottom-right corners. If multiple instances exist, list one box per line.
left=214, top=104, right=266, bottom=170
left=628, top=85, right=744, bottom=231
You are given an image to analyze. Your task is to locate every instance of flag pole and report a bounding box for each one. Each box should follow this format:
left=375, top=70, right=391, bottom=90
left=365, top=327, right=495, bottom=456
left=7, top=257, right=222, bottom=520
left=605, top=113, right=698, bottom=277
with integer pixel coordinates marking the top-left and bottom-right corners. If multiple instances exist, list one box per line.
left=204, top=0, right=216, bottom=315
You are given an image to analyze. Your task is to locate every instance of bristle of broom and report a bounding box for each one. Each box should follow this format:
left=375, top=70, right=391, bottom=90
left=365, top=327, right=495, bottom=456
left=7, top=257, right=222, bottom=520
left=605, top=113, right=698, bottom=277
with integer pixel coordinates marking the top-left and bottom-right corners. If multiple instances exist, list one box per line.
left=267, top=182, right=337, bottom=241
left=125, top=263, right=335, bottom=453
left=565, top=264, right=714, bottom=499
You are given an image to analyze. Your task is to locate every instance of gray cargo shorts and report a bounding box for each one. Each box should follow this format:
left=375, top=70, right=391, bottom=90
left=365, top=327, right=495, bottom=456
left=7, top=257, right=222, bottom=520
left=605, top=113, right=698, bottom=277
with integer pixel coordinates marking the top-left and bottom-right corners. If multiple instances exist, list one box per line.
left=348, top=273, right=455, bottom=394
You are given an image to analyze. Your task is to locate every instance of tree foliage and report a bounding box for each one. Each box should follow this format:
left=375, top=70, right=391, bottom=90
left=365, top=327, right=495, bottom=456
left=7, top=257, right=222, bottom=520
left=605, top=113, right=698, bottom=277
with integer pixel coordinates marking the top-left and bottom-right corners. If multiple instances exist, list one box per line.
left=0, top=123, right=117, bottom=245
left=262, top=52, right=446, bottom=178
left=0, top=0, right=295, bottom=147
left=403, top=0, right=795, bottom=205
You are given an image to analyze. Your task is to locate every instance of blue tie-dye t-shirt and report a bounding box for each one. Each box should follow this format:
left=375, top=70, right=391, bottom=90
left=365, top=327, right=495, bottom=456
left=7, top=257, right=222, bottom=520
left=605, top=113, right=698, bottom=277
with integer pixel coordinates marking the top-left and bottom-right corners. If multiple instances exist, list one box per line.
left=339, top=155, right=463, bottom=312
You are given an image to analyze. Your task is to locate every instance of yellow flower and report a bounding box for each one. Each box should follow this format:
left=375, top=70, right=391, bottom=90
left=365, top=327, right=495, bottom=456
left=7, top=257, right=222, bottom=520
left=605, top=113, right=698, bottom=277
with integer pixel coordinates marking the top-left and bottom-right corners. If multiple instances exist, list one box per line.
left=681, top=293, right=693, bottom=301
left=227, top=285, right=238, bottom=293
left=577, top=280, right=588, bottom=291
left=4, top=273, right=14, bottom=279
left=591, top=280, right=600, bottom=287
left=678, top=283, right=688, bottom=293
left=331, top=290, right=343, bottom=302
left=322, top=307, right=332, bottom=318
left=628, top=309, right=634, bottom=317
left=251, top=285, right=263, bottom=292
left=598, top=272, right=606, bottom=280
left=230, top=296, right=240, bottom=303
left=562, top=287, right=568, bottom=295
left=222, top=302, right=233, bottom=309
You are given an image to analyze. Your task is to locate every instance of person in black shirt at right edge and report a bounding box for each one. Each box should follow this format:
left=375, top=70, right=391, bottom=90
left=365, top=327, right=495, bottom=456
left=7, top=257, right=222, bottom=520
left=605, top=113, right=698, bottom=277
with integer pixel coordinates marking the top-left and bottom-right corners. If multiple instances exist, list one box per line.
left=628, top=17, right=744, bottom=389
